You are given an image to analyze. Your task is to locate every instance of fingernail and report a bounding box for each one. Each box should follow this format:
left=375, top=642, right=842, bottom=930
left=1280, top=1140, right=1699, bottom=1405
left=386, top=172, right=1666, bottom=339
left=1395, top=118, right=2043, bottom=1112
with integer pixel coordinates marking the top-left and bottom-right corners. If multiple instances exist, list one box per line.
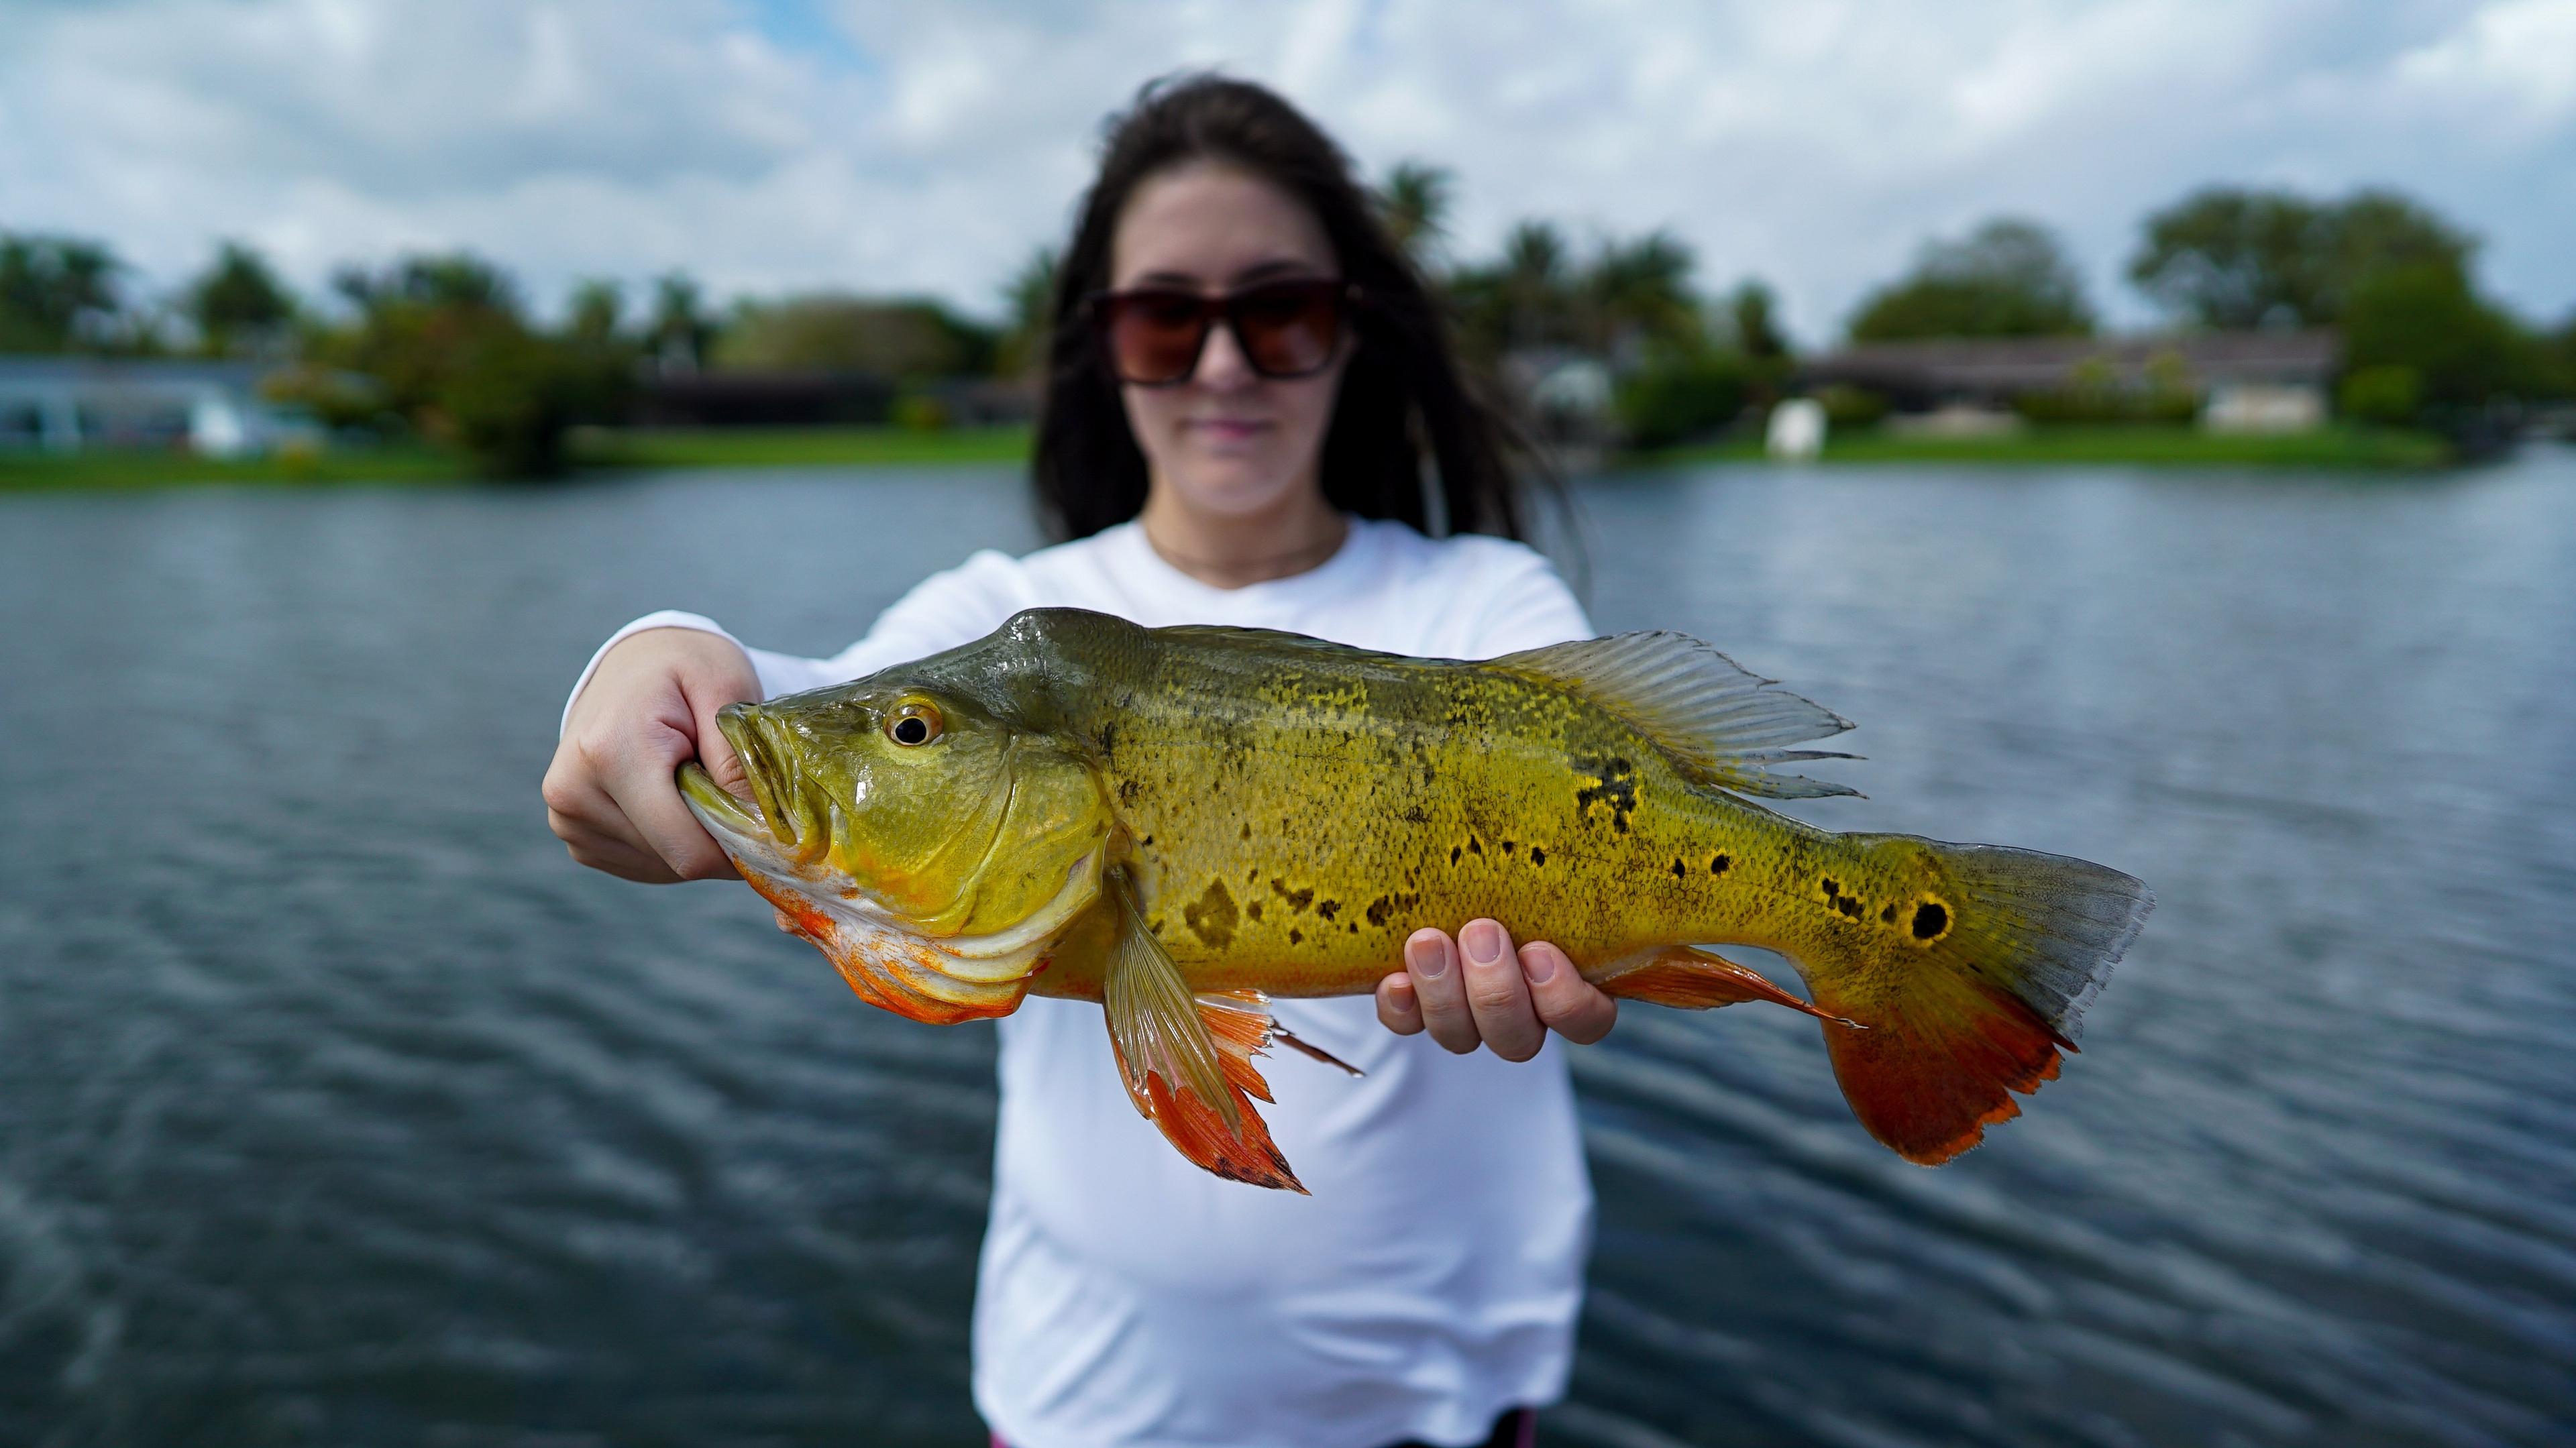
left=1463, top=921, right=1504, bottom=965
left=1407, top=933, right=1451, bottom=980
left=1521, top=945, right=1558, bottom=985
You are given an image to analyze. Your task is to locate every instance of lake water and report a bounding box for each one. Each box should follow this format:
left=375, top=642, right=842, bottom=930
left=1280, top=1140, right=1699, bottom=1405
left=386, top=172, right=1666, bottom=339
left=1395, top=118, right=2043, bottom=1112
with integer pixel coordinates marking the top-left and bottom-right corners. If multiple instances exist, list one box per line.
left=3, top=453, right=2572, bottom=1447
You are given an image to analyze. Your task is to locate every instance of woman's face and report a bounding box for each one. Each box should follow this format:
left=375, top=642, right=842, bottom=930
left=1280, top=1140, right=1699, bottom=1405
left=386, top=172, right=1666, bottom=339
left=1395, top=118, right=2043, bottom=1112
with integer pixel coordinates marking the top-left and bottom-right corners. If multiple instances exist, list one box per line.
left=1108, top=161, right=1350, bottom=525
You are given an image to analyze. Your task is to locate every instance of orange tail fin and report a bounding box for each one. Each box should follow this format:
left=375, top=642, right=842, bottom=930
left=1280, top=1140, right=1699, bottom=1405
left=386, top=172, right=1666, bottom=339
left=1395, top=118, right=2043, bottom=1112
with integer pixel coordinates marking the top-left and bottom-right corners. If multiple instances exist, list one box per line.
left=1107, top=990, right=1306, bottom=1194
left=1804, top=838, right=2153, bottom=1165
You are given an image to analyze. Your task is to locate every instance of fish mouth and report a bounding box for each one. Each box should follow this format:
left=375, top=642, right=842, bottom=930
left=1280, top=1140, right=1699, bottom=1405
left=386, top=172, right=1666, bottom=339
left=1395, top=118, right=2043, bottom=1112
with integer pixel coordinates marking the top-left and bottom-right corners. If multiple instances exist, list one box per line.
left=706, top=704, right=831, bottom=869
left=677, top=760, right=784, bottom=867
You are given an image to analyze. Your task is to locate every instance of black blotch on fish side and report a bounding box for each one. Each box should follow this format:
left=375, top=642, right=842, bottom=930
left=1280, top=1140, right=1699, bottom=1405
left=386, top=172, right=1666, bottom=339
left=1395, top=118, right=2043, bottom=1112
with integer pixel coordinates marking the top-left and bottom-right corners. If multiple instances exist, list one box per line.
left=1711, top=853, right=1731, bottom=875
left=1670, top=858, right=1686, bottom=879
left=1468, top=838, right=1483, bottom=855
left=1317, top=899, right=1340, bottom=922
left=1366, top=895, right=1393, bottom=927
left=1912, top=901, right=1949, bottom=940
left=1289, top=928, right=1304, bottom=946
left=1450, top=846, right=1462, bottom=866
left=1529, top=846, right=1547, bottom=867
left=1183, top=879, right=1238, bottom=950
left=1880, top=903, right=1897, bottom=923
left=1271, top=880, right=1314, bottom=913
left=1246, top=900, right=1264, bottom=922
left=1571, top=755, right=1640, bottom=834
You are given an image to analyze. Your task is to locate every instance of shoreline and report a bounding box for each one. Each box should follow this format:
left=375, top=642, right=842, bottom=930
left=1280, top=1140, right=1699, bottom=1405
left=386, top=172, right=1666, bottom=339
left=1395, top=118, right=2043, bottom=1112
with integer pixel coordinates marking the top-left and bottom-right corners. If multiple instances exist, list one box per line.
left=3, top=421, right=2459, bottom=490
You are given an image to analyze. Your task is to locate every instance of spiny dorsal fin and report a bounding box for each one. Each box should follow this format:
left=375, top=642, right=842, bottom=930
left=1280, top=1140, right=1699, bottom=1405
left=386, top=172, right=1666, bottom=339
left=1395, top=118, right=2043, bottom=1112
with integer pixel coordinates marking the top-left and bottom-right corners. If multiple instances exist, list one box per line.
left=1492, top=632, right=1862, bottom=799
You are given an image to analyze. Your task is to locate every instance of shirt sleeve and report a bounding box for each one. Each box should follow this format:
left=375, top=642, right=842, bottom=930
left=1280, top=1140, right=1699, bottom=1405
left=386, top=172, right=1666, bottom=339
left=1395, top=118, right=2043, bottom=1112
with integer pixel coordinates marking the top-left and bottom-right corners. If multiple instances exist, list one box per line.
left=1458, top=543, right=1595, bottom=659
left=558, top=549, right=1032, bottom=735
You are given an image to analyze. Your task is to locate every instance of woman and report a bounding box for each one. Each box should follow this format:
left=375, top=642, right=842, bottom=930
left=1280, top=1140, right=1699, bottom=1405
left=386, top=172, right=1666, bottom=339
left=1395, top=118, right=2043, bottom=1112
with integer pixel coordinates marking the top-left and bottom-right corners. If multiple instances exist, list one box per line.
left=545, top=76, right=1611, bottom=1448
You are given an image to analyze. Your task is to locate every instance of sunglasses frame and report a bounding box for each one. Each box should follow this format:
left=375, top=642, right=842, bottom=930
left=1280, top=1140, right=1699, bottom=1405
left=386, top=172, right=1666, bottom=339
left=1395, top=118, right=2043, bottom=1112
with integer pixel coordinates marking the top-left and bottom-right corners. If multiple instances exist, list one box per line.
left=1083, top=278, right=1364, bottom=387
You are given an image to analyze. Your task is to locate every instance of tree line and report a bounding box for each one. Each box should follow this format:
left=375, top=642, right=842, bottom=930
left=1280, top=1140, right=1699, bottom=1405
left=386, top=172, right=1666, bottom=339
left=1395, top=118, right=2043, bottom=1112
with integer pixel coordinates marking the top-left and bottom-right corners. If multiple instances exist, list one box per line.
left=5, top=175, right=2570, bottom=473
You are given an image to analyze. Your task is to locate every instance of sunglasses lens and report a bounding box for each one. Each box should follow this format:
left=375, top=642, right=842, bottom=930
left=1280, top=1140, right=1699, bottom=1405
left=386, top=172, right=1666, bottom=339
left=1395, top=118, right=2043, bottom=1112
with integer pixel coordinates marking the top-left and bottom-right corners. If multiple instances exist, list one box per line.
left=1103, top=293, right=1208, bottom=384
left=1232, top=283, right=1341, bottom=378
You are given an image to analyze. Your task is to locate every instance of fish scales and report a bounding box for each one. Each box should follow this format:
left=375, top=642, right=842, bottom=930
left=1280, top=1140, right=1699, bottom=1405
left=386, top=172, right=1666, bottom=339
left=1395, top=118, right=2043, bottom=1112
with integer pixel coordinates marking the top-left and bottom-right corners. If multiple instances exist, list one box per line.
left=678, top=606, right=2153, bottom=1187
left=1093, top=628, right=1804, bottom=995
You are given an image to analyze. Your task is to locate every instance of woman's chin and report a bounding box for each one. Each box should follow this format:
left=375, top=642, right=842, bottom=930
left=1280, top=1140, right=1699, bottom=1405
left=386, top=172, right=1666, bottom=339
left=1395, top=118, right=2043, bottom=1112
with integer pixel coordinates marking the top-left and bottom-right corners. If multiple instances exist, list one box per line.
left=1164, top=460, right=1309, bottom=517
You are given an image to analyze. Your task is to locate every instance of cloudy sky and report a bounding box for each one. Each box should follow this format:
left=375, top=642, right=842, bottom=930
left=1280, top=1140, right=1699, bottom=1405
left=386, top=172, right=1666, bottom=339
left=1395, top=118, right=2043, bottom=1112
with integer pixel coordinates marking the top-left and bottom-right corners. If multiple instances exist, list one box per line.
left=3, top=0, right=2571, bottom=341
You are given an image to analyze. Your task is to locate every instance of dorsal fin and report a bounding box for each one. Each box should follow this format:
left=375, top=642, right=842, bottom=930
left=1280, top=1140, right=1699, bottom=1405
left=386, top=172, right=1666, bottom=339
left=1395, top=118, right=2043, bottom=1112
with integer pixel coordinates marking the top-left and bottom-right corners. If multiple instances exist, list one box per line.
left=1492, top=632, right=1862, bottom=799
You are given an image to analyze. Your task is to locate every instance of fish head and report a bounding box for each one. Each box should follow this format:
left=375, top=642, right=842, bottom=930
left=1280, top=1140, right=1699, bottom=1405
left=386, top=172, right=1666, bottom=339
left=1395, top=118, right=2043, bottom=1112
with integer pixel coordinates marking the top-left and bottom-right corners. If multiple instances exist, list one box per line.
left=677, top=676, right=1112, bottom=1024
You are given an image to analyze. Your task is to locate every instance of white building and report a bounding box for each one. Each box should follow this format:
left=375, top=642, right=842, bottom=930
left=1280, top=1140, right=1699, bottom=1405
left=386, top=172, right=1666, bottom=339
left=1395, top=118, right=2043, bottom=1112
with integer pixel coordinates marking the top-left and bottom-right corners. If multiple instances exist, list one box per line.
left=0, top=357, right=304, bottom=457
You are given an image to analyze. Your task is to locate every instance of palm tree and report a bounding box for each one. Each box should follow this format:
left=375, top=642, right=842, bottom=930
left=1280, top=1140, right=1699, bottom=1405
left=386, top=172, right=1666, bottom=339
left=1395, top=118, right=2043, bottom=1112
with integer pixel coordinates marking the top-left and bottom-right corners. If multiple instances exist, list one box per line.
left=1583, top=230, right=1697, bottom=355
left=1378, top=162, right=1454, bottom=268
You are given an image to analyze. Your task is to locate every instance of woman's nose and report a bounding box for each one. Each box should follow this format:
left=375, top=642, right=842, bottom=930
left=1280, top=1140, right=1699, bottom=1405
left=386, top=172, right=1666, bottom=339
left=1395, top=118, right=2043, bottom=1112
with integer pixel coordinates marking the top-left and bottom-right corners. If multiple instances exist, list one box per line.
left=1192, top=317, right=1256, bottom=390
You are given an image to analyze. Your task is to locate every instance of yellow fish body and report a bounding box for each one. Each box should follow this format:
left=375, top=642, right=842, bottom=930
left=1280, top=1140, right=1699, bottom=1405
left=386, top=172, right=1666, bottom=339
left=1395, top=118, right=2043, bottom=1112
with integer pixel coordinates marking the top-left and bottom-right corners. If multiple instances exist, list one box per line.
left=680, top=608, right=2151, bottom=1190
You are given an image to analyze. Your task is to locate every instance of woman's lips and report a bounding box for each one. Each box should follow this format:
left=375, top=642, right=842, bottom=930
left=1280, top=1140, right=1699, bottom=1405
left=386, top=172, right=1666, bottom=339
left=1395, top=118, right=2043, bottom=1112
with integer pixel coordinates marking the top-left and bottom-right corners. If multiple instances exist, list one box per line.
left=1189, top=416, right=1273, bottom=443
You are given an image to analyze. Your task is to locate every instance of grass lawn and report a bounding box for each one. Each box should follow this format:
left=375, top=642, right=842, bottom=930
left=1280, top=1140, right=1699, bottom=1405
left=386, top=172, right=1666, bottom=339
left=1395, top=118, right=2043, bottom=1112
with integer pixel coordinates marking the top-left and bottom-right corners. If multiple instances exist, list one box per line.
left=574, top=424, right=1033, bottom=469
left=0, top=443, right=468, bottom=491
left=9, top=421, right=2455, bottom=490
left=1637, top=423, right=2454, bottom=469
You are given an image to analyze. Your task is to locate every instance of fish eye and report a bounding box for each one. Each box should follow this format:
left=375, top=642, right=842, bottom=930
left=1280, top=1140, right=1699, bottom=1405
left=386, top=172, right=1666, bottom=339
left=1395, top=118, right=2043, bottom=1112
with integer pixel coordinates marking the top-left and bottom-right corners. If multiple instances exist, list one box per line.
left=885, top=700, right=943, bottom=747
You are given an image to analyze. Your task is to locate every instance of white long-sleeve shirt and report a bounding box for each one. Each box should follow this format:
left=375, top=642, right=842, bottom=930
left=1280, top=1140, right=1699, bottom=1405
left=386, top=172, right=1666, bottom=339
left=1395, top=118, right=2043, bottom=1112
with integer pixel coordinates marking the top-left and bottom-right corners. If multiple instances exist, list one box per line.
left=570, top=517, right=1596, bottom=1448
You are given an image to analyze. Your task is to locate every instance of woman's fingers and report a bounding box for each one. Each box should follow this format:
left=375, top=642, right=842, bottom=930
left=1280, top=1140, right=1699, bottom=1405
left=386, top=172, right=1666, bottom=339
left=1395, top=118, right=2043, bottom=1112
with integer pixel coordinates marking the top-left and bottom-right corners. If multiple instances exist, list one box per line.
left=1391, top=925, right=1609, bottom=1058
left=1375, top=971, right=1424, bottom=1035
left=1520, top=940, right=1618, bottom=1045
left=1458, top=920, right=1546, bottom=1062
left=602, top=732, right=739, bottom=881
left=1403, top=928, right=1482, bottom=1053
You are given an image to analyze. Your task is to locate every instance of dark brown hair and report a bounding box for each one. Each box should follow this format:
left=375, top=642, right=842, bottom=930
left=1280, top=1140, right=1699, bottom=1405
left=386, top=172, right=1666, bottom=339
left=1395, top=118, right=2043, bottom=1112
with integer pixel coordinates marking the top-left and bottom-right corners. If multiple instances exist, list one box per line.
left=1032, top=74, right=1549, bottom=544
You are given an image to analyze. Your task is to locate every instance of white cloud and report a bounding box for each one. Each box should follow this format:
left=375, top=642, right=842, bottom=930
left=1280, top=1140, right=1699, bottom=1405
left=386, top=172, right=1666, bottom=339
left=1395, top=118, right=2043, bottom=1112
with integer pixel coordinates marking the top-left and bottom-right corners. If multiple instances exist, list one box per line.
left=0, top=0, right=2568, bottom=337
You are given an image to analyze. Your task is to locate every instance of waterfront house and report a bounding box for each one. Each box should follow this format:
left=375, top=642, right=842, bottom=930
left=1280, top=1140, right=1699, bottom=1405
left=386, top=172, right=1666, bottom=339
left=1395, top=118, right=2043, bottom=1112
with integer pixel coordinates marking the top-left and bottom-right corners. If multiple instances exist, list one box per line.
left=1799, top=331, right=2339, bottom=433
left=0, top=356, right=304, bottom=456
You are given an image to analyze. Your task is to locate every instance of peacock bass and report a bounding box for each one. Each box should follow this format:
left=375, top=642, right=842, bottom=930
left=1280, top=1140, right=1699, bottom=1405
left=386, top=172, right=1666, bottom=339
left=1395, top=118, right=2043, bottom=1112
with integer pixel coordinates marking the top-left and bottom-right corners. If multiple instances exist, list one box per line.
left=676, top=608, right=2152, bottom=1192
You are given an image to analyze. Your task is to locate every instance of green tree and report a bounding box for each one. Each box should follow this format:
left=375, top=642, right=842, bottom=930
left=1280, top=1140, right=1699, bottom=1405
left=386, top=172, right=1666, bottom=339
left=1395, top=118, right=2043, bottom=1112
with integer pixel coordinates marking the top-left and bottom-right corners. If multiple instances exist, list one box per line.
left=2129, top=186, right=2474, bottom=328
left=645, top=272, right=714, bottom=372
left=557, top=278, right=640, bottom=427
left=186, top=241, right=297, bottom=355
left=0, top=233, right=123, bottom=351
left=1614, top=343, right=1750, bottom=449
left=2340, top=261, right=2530, bottom=421
left=1377, top=162, right=1454, bottom=268
left=712, top=294, right=994, bottom=378
left=1726, top=279, right=1790, bottom=362
left=995, top=246, right=1059, bottom=379
left=1848, top=219, right=2094, bottom=341
left=303, top=251, right=594, bottom=476
left=1582, top=231, right=1698, bottom=354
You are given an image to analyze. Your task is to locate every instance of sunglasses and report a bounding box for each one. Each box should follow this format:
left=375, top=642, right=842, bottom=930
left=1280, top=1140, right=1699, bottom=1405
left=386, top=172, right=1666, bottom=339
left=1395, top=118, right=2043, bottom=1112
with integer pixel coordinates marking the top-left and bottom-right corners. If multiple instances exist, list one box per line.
left=1086, top=278, right=1359, bottom=386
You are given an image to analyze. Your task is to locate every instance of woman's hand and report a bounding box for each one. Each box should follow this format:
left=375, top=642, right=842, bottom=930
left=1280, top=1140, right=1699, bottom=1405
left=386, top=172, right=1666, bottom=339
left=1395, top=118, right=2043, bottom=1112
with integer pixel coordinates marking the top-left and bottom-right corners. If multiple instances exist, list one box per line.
left=1375, top=920, right=1617, bottom=1060
left=542, top=628, right=761, bottom=884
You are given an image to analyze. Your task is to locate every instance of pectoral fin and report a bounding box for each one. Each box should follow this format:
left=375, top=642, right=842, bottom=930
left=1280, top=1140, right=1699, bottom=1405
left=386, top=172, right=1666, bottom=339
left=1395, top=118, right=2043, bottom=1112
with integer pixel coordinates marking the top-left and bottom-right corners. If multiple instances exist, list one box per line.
left=1102, top=874, right=1305, bottom=1191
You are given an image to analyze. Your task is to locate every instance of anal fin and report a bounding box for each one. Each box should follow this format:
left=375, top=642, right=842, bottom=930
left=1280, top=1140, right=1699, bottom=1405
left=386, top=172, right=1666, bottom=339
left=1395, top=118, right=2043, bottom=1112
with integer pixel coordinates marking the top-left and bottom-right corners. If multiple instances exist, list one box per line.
left=1603, top=946, right=1862, bottom=1028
